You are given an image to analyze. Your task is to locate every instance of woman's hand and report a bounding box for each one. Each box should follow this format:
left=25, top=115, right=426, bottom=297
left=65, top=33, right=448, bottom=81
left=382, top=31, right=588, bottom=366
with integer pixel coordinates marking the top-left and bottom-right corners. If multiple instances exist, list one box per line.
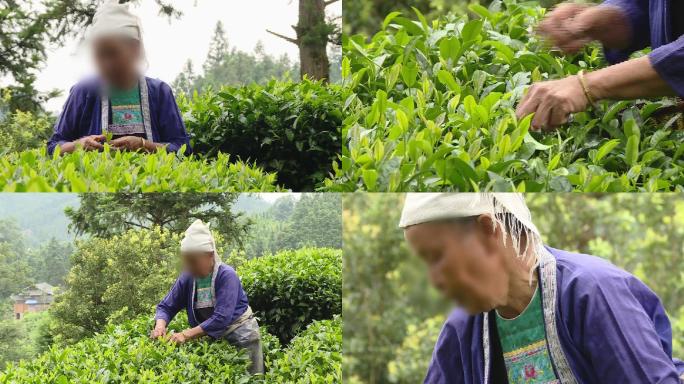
left=150, top=319, right=167, bottom=339
left=110, top=136, right=146, bottom=151
left=538, top=3, right=632, bottom=53
left=73, top=135, right=106, bottom=151
left=168, top=331, right=189, bottom=344
left=516, top=75, right=588, bottom=131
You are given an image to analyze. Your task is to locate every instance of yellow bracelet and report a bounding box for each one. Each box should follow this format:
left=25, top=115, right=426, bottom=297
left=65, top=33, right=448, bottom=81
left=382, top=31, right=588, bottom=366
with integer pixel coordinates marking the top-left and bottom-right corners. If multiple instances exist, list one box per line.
left=577, top=70, right=597, bottom=107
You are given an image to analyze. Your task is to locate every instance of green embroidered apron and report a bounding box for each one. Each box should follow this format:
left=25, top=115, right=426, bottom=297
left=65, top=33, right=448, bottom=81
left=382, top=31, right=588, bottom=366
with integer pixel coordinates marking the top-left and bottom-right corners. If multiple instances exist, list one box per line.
left=495, top=287, right=559, bottom=384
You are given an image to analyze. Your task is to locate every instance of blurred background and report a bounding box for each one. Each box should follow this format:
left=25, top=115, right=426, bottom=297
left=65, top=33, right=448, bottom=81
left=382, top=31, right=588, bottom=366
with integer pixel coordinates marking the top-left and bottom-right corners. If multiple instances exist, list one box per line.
left=343, top=193, right=684, bottom=384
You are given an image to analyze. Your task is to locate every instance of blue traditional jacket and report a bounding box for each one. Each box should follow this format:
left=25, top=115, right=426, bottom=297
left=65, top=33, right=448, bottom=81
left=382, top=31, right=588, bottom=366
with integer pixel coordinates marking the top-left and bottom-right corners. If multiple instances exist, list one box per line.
left=47, top=76, right=192, bottom=155
left=425, top=247, right=684, bottom=383
left=602, top=0, right=684, bottom=97
left=155, top=263, right=249, bottom=339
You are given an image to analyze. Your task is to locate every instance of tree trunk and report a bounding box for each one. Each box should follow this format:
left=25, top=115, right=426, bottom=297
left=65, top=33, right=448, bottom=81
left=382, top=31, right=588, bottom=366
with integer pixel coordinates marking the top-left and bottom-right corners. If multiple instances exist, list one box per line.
left=295, top=0, right=330, bottom=82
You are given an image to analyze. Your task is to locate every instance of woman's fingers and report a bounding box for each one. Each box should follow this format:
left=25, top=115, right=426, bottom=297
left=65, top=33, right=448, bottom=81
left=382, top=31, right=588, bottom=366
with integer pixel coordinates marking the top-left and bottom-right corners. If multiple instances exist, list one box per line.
left=538, top=3, right=592, bottom=52
left=531, top=102, right=553, bottom=131
left=150, top=327, right=166, bottom=339
left=86, top=138, right=104, bottom=150
left=550, top=106, right=570, bottom=127
left=109, top=137, right=125, bottom=146
left=516, top=86, right=541, bottom=124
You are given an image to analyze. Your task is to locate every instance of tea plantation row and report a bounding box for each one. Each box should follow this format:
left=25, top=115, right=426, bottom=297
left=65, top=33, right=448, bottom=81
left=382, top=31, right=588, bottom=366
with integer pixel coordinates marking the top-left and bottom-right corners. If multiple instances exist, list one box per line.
left=0, top=316, right=341, bottom=384
left=324, top=1, right=684, bottom=192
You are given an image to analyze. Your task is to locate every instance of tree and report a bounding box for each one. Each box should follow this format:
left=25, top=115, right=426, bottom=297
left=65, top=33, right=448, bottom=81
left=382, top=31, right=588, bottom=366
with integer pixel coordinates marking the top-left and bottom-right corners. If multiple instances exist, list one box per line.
left=279, top=193, right=342, bottom=249
left=173, top=22, right=298, bottom=96
left=0, top=219, right=32, bottom=299
left=26, top=238, right=73, bottom=287
left=49, top=228, right=180, bottom=344
left=171, top=60, right=197, bottom=98
left=203, top=21, right=229, bottom=73
left=267, top=0, right=341, bottom=81
left=65, top=193, right=250, bottom=248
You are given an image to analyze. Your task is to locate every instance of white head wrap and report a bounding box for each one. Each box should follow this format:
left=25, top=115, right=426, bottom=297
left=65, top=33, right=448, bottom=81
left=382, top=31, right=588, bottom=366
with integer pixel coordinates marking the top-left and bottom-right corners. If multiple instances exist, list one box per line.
left=400, top=193, right=542, bottom=271
left=88, top=0, right=143, bottom=41
left=180, top=219, right=221, bottom=264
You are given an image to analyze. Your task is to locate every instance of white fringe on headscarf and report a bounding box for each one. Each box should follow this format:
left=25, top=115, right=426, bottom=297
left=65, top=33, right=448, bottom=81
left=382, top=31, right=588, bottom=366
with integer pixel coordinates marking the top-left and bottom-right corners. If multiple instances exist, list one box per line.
left=399, top=193, right=543, bottom=283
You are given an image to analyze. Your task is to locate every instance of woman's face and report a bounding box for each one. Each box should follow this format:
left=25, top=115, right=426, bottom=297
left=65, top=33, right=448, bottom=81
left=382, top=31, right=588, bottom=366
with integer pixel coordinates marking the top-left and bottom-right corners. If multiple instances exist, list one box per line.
left=92, top=36, right=141, bottom=88
left=404, top=217, right=510, bottom=314
left=181, top=251, right=215, bottom=278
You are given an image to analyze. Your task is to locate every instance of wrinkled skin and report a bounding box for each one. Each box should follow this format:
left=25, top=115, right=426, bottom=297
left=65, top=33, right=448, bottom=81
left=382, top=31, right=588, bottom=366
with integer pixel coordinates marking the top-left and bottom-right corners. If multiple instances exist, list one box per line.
left=404, top=216, right=512, bottom=315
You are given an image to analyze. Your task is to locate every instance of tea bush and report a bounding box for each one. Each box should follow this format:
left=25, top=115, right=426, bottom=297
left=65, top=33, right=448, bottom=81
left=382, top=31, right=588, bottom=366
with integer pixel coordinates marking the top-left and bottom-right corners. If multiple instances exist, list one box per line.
left=180, top=79, right=343, bottom=191
left=326, top=0, right=684, bottom=192
left=0, top=316, right=254, bottom=384
left=0, top=147, right=279, bottom=192
left=265, top=317, right=342, bottom=383
left=0, top=315, right=343, bottom=384
left=240, top=248, right=343, bottom=343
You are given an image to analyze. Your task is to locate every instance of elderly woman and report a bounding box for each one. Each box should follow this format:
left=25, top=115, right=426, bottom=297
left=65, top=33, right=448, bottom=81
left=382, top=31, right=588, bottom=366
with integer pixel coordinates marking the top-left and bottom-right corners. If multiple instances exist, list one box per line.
left=516, top=0, right=682, bottom=130
left=400, top=193, right=684, bottom=383
left=151, top=219, right=263, bottom=374
left=47, top=0, right=191, bottom=155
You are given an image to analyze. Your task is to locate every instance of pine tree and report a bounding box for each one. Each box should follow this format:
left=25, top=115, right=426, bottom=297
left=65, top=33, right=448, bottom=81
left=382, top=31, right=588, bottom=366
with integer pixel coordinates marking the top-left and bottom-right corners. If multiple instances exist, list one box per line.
left=204, top=21, right=230, bottom=74
left=172, top=60, right=197, bottom=97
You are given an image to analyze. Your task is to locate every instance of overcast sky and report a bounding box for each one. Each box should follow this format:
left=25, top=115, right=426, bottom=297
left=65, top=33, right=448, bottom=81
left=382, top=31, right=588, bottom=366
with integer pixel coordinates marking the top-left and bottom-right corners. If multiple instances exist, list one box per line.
left=34, top=0, right=341, bottom=112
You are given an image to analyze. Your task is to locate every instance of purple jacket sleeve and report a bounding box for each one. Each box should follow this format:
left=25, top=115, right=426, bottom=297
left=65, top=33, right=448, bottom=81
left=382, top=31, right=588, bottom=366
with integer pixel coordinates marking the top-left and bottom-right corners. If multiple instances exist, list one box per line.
left=601, top=0, right=651, bottom=64
left=649, top=35, right=684, bottom=97
left=155, top=82, right=192, bottom=155
left=424, top=322, right=465, bottom=384
left=576, top=271, right=681, bottom=382
left=199, top=268, right=241, bottom=339
left=47, top=85, right=85, bottom=155
left=155, top=276, right=187, bottom=324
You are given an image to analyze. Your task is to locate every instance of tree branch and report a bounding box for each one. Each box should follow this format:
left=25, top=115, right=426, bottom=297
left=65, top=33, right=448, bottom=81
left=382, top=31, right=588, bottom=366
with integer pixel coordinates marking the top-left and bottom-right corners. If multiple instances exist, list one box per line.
left=266, top=29, right=299, bottom=45
left=324, top=0, right=340, bottom=7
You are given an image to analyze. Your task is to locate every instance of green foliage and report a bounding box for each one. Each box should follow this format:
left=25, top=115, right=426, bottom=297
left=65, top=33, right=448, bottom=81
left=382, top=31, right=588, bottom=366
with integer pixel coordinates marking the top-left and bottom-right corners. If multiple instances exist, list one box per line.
left=25, top=239, right=72, bottom=287
left=0, top=314, right=342, bottom=384
left=238, top=194, right=343, bottom=258
left=0, top=312, right=52, bottom=367
left=343, top=193, right=684, bottom=383
left=65, top=193, right=249, bottom=248
left=387, top=315, right=444, bottom=384
left=0, top=219, right=32, bottom=300
left=240, top=248, right=342, bottom=343
left=278, top=194, right=343, bottom=250
left=0, top=315, right=255, bottom=384
left=180, top=79, right=343, bottom=191
left=48, top=228, right=181, bottom=344
left=328, top=1, right=684, bottom=192
left=0, top=147, right=279, bottom=192
left=0, top=109, right=53, bottom=154
left=265, top=317, right=342, bottom=383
